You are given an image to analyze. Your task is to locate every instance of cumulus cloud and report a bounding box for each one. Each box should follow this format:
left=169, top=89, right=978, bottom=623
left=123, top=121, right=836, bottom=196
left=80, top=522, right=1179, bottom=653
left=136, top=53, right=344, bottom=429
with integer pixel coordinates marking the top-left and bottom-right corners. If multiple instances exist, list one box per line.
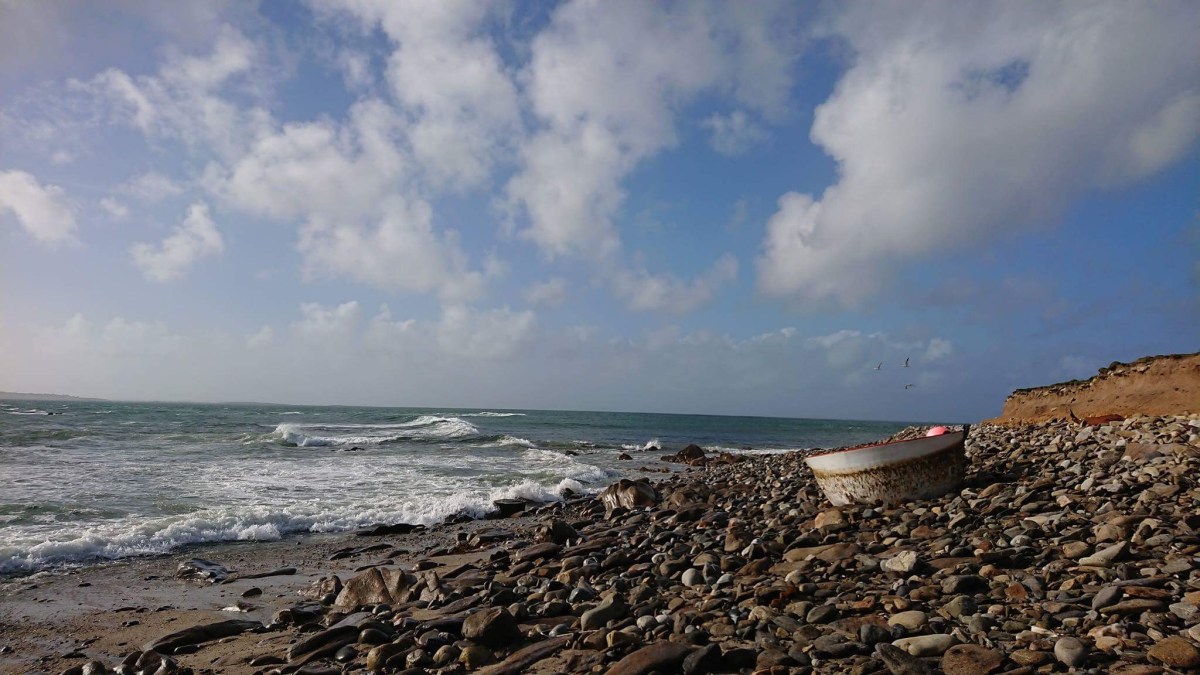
left=702, top=110, right=767, bottom=155
left=99, top=197, right=129, bottom=220
left=0, top=169, right=77, bottom=245
left=758, top=2, right=1200, bottom=306
left=292, top=301, right=362, bottom=343
left=611, top=254, right=738, bottom=314
left=524, top=278, right=568, bottom=308
left=130, top=202, right=224, bottom=282
left=121, top=172, right=184, bottom=202
left=246, top=326, right=274, bottom=349
left=506, top=1, right=797, bottom=260
left=82, top=26, right=271, bottom=157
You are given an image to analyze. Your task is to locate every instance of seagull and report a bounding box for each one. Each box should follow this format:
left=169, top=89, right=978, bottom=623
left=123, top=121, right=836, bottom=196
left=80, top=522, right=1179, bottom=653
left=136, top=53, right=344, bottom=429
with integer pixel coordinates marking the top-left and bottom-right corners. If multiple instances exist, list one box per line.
left=874, top=362, right=882, bottom=371
left=903, top=357, right=910, bottom=368
left=904, top=384, right=914, bottom=389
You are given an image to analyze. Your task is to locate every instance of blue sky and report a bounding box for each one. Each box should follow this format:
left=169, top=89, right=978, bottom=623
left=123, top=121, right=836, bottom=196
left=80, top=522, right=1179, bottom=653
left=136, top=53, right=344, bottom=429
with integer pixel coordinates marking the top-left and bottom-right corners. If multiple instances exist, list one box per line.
left=1, top=1, right=1197, bottom=421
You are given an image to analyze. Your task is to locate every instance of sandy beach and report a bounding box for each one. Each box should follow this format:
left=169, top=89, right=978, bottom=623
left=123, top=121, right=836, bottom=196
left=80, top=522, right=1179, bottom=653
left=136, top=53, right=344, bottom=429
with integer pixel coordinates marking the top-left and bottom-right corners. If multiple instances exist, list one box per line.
left=3, top=412, right=1198, bottom=675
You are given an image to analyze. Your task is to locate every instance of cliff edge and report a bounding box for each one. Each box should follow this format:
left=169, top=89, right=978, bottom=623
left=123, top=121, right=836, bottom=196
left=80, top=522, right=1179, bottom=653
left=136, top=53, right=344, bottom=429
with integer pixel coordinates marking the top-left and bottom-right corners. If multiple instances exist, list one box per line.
left=989, top=352, right=1200, bottom=424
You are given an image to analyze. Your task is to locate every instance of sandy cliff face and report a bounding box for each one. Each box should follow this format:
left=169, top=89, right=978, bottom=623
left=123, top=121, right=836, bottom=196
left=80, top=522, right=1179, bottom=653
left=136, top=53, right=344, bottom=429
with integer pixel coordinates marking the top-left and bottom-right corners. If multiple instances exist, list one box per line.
left=990, top=352, right=1200, bottom=423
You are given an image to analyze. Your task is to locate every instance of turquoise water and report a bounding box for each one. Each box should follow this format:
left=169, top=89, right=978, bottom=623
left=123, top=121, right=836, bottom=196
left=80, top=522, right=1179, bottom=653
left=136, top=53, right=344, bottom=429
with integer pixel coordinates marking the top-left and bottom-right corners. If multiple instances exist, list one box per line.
left=0, top=399, right=911, bottom=573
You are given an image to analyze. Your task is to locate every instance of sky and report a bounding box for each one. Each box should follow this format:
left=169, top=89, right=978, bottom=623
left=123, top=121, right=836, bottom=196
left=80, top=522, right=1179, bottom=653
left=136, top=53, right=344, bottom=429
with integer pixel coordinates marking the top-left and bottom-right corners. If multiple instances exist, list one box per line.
left=0, top=0, right=1197, bottom=422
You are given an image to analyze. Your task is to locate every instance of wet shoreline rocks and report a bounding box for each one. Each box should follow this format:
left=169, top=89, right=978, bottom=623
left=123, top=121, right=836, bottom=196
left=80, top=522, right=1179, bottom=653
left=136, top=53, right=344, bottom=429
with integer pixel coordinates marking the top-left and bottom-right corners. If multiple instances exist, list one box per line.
left=35, top=414, right=1200, bottom=674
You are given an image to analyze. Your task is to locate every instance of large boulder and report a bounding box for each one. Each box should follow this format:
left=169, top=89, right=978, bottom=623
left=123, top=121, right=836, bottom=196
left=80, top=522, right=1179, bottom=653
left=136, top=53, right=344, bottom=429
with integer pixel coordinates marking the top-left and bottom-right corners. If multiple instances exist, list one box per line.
left=335, top=566, right=415, bottom=607
left=598, top=479, right=659, bottom=511
left=462, top=607, right=522, bottom=648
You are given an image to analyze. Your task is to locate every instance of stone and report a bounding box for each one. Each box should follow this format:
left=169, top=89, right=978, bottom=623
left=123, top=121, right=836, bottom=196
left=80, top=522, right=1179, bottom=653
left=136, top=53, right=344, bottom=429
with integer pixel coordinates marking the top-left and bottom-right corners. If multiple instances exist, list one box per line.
left=142, top=619, right=260, bottom=653
left=492, top=499, right=527, bottom=517
left=806, top=604, right=838, bottom=624
left=603, top=641, right=693, bottom=675
left=459, top=644, right=495, bottom=669
left=1078, top=541, right=1128, bottom=567
left=893, top=634, right=955, bottom=657
left=580, top=595, right=627, bottom=630
left=288, top=625, right=360, bottom=663
left=1054, top=636, right=1088, bottom=668
left=462, top=607, right=521, bottom=648
left=1146, top=637, right=1200, bottom=669
left=175, top=559, right=229, bottom=584
left=941, top=644, right=1003, bottom=675
left=514, top=542, right=562, bottom=563
left=1091, top=585, right=1122, bottom=610
left=335, top=567, right=413, bottom=607
left=883, top=550, right=919, bottom=574
left=1061, top=541, right=1090, bottom=559
left=888, top=611, right=928, bottom=631
left=875, top=642, right=934, bottom=675
left=815, top=509, right=848, bottom=530
left=681, top=568, right=703, bottom=586
left=681, top=643, right=720, bottom=675
left=598, top=479, right=659, bottom=511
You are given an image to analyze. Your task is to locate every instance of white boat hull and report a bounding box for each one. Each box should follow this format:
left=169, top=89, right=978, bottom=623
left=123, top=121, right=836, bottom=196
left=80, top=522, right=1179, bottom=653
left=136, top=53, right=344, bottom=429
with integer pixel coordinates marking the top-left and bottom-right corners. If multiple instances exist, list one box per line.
left=804, top=428, right=969, bottom=506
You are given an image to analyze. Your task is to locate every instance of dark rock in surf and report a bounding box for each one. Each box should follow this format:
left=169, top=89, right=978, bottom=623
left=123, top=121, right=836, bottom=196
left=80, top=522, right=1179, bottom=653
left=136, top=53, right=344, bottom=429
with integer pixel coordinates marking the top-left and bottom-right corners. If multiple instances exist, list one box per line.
left=175, top=559, right=229, bottom=584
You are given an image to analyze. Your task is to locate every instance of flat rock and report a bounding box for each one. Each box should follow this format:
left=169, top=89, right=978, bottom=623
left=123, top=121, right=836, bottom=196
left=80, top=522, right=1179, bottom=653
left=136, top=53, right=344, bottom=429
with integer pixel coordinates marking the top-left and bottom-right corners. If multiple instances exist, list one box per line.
left=175, top=559, right=229, bottom=583
left=143, top=619, right=260, bottom=653
left=475, top=636, right=570, bottom=675
left=603, top=641, right=693, bottom=675
left=893, top=634, right=955, bottom=657
left=1054, top=636, right=1088, bottom=668
left=462, top=607, right=521, bottom=648
left=1147, top=636, right=1200, bottom=669
left=941, top=644, right=1003, bottom=675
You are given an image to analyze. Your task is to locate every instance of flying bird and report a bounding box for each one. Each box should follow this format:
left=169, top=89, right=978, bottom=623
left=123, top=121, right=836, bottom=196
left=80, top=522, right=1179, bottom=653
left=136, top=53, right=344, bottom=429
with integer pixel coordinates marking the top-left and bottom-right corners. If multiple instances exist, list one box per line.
left=903, top=357, right=910, bottom=368
left=874, top=362, right=882, bottom=371
left=904, top=384, right=914, bottom=389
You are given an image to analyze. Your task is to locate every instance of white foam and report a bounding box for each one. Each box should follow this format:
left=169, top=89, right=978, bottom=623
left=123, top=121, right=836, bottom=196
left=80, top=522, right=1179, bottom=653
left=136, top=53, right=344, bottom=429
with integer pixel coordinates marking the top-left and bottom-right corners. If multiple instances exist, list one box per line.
left=621, top=438, right=661, bottom=451
left=271, top=416, right=479, bottom=446
left=480, top=435, right=537, bottom=449
left=279, top=411, right=303, bottom=415
left=451, top=412, right=526, bottom=417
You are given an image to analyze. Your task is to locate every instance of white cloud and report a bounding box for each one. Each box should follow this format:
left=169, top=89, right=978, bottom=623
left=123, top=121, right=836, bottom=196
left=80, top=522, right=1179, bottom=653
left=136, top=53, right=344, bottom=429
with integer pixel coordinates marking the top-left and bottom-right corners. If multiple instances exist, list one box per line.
left=758, top=2, right=1200, bottom=306
left=435, top=305, right=536, bottom=360
left=130, top=202, right=224, bottom=282
left=246, top=326, right=274, bottom=349
left=611, top=254, right=738, bottom=314
left=702, top=110, right=767, bottom=155
left=293, top=301, right=362, bottom=344
left=524, top=278, right=568, bottom=308
left=315, top=0, right=521, bottom=190
left=83, top=26, right=271, bottom=157
left=99, top=197, right=129, bottom=220
left=50, top=150, right=74, bottom=165
left=506, top=1, right=797, bottom=260
left=0, top=169, right=77, bottom=245
left=121, top=172, right=184, bottom=202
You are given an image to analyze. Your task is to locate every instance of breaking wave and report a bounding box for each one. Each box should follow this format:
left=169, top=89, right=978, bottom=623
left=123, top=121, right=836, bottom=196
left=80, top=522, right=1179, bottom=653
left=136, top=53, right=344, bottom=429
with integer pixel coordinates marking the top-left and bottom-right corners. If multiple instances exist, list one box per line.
left=271, top=416, right=479, bottom=447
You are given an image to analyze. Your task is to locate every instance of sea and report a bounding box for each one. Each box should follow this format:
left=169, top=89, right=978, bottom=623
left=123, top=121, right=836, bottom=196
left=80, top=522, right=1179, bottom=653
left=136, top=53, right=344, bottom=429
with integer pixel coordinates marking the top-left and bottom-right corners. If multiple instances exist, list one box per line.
left=0, top=399, right=912, bottom=575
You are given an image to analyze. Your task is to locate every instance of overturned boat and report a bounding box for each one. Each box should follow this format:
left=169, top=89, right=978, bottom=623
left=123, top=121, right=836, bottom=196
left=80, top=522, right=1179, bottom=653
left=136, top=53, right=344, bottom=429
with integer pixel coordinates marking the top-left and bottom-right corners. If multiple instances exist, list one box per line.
left=804, top=426, right=970, bottom=506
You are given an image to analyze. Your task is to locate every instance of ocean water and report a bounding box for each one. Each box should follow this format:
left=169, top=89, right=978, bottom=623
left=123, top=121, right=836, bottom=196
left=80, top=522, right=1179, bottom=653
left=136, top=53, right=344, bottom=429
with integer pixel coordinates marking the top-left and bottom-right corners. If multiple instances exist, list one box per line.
left=0, top=399, right=910, bottom=574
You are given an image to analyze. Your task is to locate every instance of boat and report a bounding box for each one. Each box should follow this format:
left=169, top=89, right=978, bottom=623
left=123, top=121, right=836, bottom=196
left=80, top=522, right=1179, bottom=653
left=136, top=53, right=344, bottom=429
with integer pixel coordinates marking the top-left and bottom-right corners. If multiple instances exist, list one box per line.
left=804, top=426, right=970, bottom=506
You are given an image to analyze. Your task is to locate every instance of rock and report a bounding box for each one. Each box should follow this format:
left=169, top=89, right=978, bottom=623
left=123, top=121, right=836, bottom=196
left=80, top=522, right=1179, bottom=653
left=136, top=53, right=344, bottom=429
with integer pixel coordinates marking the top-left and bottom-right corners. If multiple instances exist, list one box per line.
left=681, top=568, right=703, bottom=587
left=888, top=611, right=928, bottom=631
left=806, top=604, right=838, bottom=624
left=462, top=607, right=521, bottom=648
left=175, top=559, right=229, bottom=583
left=540, top=519, right=579, bottom=545
left=580, top=595, right=627, bottom=630
left=618, top=452, right=633, bottom=460
left=1078, top=541, right=1127, bottom=566
left=142, top=619, right=260, bottom=653
left=875, top=642, right=934, bottom=675
left=492, top=499, right=527, bottom=517
left=287, top=625, right=359, bottom=663
left=459, top=644, right=494, bottom=669
left=883, top=550, right=919, bottom=574
left=1147, top=637, right=1200, bottom=669
left=475, top=636, right=570, bottom=675
left=598, top=479, right=659, bottom=511
left=603, top=641, right=693, bottom=675
left=941, top=644, right=1003, bottom=675
left=1054, top=636, right=1088, bottom=668
left=1061, top=541, right=1091, bottom=559
left=681, top=644, right=721, bottom=675
left=514, top=542, right=562, bottom=563
left=367, top=643, right=407, bottom=671
left=1091, top=585, right=1122, bottom=610
left=235, top=566, right=297, bottom=580
left=355, top=522, right=421, bottom=536
left=893, top=634, right=955, bottom=657
left=814, top=509, right=848, bottom=530
left=335, top=567, right=413, bottom=607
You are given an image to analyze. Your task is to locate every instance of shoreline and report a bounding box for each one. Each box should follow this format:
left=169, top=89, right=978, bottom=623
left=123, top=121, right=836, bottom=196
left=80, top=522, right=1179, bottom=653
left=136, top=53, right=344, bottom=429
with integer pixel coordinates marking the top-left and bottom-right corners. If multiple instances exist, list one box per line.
left=3, top=416, right=1198, bottom=675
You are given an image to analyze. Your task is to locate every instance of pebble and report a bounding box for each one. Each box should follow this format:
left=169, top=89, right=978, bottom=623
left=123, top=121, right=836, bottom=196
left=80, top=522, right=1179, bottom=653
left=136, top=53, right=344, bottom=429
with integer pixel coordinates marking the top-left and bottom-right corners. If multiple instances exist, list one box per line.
left=893, top=634, right=955, bottom=657
left=1054, top=636, right=1089, bottom=668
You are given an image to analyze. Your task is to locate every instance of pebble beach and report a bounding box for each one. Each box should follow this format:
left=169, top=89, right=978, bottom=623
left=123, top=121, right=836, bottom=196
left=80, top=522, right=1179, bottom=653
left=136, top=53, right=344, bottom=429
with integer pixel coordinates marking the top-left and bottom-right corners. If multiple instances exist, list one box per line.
left=3, top=414, right=1199, bottom=675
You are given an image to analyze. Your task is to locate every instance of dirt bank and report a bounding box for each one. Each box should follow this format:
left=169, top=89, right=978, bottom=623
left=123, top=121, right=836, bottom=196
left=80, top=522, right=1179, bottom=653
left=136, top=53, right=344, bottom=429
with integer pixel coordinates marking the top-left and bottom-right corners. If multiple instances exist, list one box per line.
left=989, top=352, right=1200, bottom=424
